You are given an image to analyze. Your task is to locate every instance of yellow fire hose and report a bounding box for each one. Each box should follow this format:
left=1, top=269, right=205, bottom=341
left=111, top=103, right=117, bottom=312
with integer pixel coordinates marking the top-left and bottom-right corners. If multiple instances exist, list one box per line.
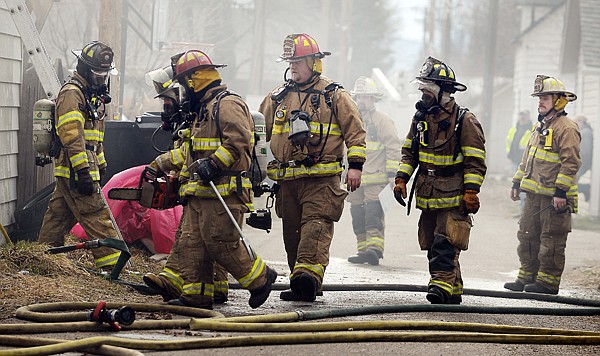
left=1, top=301, right=600, bottom=355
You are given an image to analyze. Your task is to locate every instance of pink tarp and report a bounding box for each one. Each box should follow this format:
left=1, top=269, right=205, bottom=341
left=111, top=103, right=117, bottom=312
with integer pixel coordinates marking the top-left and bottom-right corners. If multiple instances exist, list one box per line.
left=70, top=165, right=182, bottom=254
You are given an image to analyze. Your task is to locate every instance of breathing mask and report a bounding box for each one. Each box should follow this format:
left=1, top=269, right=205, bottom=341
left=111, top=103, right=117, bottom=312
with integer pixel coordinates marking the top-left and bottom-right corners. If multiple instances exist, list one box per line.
left=289, top=110, right=311, bottom=146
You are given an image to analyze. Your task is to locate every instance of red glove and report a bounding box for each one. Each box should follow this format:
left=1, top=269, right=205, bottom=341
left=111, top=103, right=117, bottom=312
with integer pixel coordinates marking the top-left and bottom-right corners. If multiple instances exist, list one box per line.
left=394, top=178, right=407, bottom=206
left=463, top=189, right=480, bottom=214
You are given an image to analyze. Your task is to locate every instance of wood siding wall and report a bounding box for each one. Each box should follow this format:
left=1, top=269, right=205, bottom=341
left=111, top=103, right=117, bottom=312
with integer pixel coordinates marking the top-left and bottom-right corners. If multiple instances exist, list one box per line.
left=0, top=1, right=21, bottom=226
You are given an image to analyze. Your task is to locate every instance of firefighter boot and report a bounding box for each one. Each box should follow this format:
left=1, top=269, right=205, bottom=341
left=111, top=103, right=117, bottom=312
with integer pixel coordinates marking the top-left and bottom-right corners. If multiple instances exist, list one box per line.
left=213, top=292, right=228, bottom=304
left=280, top=289, right=324, bottom=301
left=426, top=285, right=449, bottom=304
left=503, top=279, right=526, bottom=292
left=347, top=252, right=368, bottom=264
left=248, top=267, right=278, bottom=309
left=296, top=273, right=318, bottom=302
left=524, top=282, right=558, bottom=295
left=447, top=294, right=462, bottom=304
left=365, top=249, right=380, bottom=266
left=143, top=273, right=174, bottom=302
left=168, top=297, right=213, bottom=310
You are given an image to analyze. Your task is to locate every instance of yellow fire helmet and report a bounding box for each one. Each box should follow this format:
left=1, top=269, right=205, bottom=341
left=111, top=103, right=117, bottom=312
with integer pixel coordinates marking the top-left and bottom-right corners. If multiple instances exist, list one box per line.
left=531, top=75, right=576, bottom=111
left=350, top=76, right=383, bottom=99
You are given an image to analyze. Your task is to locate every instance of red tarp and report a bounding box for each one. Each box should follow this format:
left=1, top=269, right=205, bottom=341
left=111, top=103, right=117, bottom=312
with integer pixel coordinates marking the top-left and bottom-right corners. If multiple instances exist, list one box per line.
left=70, top=165, right=182, bottom=254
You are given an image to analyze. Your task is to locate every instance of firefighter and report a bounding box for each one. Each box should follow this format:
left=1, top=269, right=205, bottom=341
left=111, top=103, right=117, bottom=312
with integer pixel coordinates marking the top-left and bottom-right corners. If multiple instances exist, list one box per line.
left=142, top=61, right=230, bottom=305
left=394, top=56, right=486, bottom=304
left=504, top=75, right=580, bottom=295
left=347, top=76, right=401, bottom=266
left=160, top=49, right=276, bottom=309
left=38, top=41, right=122, bottom=270
left=258, top=33, right=366, bottom=302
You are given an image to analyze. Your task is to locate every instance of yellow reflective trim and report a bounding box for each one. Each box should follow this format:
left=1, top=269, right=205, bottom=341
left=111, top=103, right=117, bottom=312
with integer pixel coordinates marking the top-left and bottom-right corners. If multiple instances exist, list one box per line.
left=464, top=173, right=484, bottom=185
left=397, top=163, right=415, bottom=177
left=402, top=138, right=412, bottom=149
left=171, top=148, right=186, bottom=166
left=366, top=236, right=384, bottom=249
left=294, top=263, right=325, bottom=279
left=159, top=268, right=184, bottom=291
left=214, top=280, right=229, bottom=293
left=53, top=166, right=71, bottom=178
left=348, top=145, right=366, bottom=159
left=84, top=129, right=103, bottom=142
left=419, top=151, right=464, bottom=166
left=70, top=151, right=89, bottom=167
left=182, top=282, right=214, bottom=296
left=366, top=140, right=384, bottom=151
left=266, top=161, right=343, bottom=180
left=192, top=137, right=221, bottom=151
left=95, top=252, right=121, bottom=268
left=428, top=279, right=453, bottom=294
left=416, top=195, right=462, bottom=209
left=183, top=176, right=252, bottom=197
left=461, top=146, right=486, bottom=160
left=556, top=173, right=574, bottom=186
left=361, top=173, right=388, bottom=185
left=238, top=256, right=266, bottom=288
left=215, top=146, right=235, bottom=167
left=56, top=111, right=84, bottom=129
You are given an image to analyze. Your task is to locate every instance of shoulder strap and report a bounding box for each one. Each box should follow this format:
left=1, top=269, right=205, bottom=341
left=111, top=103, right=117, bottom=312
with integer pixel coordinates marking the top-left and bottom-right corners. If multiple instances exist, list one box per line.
left=453, top=106, right=469, bottom=159
left=212, top=90, right=241, bottom=143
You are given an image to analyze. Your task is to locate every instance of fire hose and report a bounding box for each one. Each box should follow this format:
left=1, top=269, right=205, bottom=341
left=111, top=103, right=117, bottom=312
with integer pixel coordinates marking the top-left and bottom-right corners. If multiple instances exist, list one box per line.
left=1, top=286, right=600, bottom=355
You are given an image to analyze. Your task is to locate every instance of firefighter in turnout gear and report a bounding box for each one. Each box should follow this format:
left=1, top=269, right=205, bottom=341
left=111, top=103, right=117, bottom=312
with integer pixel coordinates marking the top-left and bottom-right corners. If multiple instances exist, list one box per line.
left=504, top=75, right=580, bottom=295
left=394, top=57, right=486, bottom=304
left=162, top=50, right=276, bottom=309
left=38, top=41, right=122, bottom=269
left=259, top=33, right=366, bottom=302
left=141, top=62, right=229, bottom=305
left=347, top=76, right=401, bottom=266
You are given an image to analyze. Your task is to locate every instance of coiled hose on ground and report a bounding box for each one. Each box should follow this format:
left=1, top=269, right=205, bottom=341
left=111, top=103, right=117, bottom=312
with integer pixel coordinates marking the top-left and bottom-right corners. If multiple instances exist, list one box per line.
left=1, top=284, right=599, bottom=355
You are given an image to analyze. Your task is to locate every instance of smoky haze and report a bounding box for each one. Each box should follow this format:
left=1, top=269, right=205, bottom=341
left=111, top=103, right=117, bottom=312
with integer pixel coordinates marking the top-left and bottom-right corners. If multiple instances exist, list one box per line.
left=32, top=0, right=598, bottom=217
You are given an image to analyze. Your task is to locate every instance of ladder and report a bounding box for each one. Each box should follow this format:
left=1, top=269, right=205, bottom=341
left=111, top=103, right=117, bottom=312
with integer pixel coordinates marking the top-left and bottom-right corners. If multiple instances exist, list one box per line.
left=6, top=0, right=60, bottom=99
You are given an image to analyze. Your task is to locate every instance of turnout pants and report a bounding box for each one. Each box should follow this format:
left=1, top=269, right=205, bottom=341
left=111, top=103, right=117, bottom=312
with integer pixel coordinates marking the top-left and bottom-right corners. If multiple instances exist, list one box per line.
left=418, top=208, right=472, bottom=296
left=157, top=206, right=230, bottom=300
left=347, top=184, right=386, bottom=256
left=515, top=192, right=570, bottom=291
left=38, top=177, right=121, bottom=268
left=275, top=175, right=347, bottom=290
left=178, top=195, right=268, bottom=307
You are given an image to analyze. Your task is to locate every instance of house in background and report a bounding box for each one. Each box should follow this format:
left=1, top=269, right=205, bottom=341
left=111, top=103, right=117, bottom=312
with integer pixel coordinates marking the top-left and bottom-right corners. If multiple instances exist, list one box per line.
left=510, top=0, right=599, bottom=217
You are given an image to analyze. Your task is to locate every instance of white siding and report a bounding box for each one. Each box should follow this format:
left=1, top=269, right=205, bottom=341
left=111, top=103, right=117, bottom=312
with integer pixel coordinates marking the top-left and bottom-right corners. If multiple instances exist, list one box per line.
left=0, top=0, right=21, bottom=226
left=513, top=5, right=566, bottom=121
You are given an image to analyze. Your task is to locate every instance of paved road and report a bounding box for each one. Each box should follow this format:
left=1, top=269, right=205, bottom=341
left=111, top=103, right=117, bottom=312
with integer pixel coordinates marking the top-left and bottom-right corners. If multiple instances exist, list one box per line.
left=4, top=177, right=599, bottom=355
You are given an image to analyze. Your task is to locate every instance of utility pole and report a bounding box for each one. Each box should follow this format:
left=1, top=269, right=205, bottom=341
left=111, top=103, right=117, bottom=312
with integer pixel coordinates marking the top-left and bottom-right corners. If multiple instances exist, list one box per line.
left=481, top=0, right=499, bottom=136
left=99, top=0, right=122, bottom=120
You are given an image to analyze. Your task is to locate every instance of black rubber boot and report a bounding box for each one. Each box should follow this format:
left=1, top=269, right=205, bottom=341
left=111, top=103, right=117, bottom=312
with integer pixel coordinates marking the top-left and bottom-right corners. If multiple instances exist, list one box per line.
left=365, top=249, right=380, bottom=266
left=426, top=285, right=449, bottom=304
left=296, top=273, right=318, bottom=302
left=248, top=267, right=278, bottom=308
left=524, top=282, right=558, bottom=295
left=503, top=279, right=526, bottom=292
left=280, top=289, right=323, bottom=301
left=348, top=252, right=368, bottom=264
left=213, top=291, right=228, bottom=304
left=447, top=294, right=462, bottom=305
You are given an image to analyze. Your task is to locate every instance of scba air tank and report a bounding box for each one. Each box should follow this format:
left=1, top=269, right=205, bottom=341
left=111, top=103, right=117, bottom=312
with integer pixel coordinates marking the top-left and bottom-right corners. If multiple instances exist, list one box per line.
left=250, top=111, right=268, bottom=192
left=32, top=98, right=56, bottom=166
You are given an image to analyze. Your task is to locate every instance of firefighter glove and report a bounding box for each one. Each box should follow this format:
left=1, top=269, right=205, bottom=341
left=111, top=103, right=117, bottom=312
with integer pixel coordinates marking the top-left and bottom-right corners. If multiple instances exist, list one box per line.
left=463, top=189, right=480, bottom=214
left=394, top=177, right=407, bottom=207
left=195, top=157, right=220, bottom=183
left=76, top=167, right=95, bottom=196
